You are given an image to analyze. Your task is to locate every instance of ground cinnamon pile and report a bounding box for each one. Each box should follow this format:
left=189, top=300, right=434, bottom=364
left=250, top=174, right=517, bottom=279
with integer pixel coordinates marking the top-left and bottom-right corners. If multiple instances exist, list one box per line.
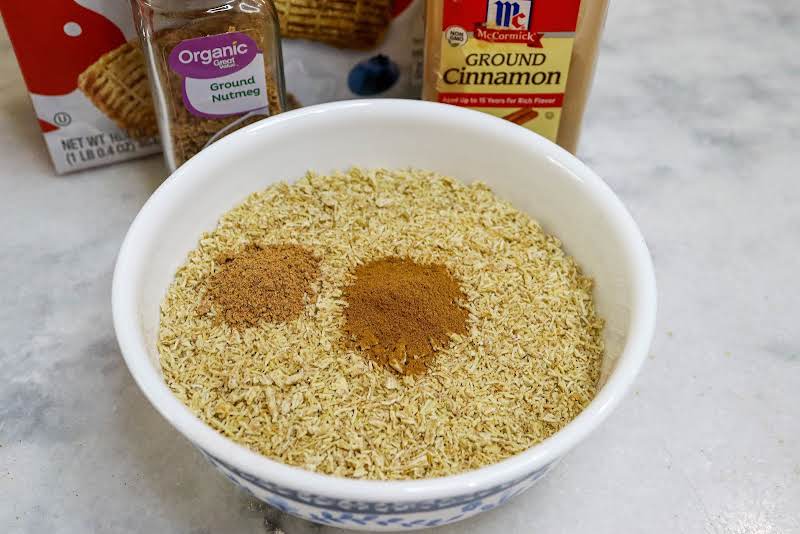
left=200, top=244, right=320, bottom=328
left=343, top=257, right=469, bottom=375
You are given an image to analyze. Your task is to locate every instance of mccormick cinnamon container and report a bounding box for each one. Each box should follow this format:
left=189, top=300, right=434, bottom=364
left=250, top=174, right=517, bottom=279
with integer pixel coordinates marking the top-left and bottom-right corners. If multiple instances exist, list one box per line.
left=424, top=0, right=608, bottom=153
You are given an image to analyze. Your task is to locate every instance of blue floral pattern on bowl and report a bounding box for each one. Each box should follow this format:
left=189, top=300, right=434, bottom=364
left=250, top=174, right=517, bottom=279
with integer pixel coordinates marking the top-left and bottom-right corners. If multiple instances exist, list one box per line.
left=198, top=449, right=555, bottom=531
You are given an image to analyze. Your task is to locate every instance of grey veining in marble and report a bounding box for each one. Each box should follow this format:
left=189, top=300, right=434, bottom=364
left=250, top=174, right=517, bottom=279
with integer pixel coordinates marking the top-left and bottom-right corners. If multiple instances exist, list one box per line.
left=1, top=0, right=799, bottom=532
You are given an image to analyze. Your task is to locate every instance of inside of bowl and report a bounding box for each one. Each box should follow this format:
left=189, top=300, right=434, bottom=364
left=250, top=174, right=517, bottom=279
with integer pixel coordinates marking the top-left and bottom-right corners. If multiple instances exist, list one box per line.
left=134, top=103, right=635, bottom=390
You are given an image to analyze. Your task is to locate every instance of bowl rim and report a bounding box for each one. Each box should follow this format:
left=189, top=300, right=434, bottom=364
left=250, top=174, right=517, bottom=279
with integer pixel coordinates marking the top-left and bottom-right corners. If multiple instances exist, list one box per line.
left=112, top=99, right=656, bottom=503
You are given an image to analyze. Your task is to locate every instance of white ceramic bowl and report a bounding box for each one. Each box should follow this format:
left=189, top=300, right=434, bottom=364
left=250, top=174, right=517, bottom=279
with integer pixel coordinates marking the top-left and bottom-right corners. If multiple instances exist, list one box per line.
left=113, top=99, right=656, bottom=531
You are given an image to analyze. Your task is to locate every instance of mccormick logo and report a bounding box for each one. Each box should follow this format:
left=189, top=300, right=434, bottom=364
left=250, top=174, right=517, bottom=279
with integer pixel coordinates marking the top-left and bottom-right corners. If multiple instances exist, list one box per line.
left=475, top=0, right=542, bottom=47
left=486, top=0, right=533, bottom=30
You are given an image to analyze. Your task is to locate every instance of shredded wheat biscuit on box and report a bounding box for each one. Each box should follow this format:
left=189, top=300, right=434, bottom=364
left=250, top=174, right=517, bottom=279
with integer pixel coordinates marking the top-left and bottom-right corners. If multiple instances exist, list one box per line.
left=78, top=40, right=158, bottom=138
left=275, top=0, right=394, bottom=49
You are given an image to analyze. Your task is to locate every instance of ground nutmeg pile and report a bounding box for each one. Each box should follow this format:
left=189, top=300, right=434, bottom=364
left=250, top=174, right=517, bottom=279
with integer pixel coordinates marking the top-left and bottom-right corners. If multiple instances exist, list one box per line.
left=158, top=168, right=604, bottom=480
left=199, top=244, right=320, bottom=328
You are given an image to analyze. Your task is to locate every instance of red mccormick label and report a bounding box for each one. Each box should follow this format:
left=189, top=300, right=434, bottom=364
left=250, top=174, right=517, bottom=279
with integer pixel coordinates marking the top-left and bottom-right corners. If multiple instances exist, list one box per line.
left=168, top=32, right=268, bottom=118
left=435, top=0, right=582, bottom=141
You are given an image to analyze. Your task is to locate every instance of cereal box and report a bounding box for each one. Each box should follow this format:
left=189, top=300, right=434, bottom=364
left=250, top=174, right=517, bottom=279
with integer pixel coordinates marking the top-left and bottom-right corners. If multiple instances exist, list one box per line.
left=0, top=0, right=161, bottom=173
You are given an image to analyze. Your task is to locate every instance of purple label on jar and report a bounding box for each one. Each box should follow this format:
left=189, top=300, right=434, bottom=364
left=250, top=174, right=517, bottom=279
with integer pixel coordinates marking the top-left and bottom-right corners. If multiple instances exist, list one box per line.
left=168, top=32, right=259, bottom=79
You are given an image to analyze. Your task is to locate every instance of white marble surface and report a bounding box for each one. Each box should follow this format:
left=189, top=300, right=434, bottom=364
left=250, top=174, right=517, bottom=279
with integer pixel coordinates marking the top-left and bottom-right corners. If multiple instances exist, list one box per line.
left=1, top=1, right=799, bottom=532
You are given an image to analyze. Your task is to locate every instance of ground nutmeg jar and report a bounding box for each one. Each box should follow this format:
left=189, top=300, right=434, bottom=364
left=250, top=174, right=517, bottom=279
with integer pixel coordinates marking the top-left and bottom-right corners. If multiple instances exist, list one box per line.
left=131, top=0, right=287, bottom=170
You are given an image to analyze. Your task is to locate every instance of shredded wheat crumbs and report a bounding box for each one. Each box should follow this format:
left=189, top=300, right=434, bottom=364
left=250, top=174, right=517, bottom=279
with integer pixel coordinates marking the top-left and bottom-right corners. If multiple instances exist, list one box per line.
left=158, top=168, right=604, bottom=480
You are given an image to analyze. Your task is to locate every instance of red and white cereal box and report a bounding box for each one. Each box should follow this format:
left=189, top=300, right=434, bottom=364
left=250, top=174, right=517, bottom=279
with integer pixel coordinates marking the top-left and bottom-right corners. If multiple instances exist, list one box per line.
left=0, top=0, right=161, bottom=174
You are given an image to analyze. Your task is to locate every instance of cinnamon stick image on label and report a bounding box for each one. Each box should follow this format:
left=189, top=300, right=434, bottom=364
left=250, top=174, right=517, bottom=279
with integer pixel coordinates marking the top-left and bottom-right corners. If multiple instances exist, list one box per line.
left=503, top=108, right=539, bottom=125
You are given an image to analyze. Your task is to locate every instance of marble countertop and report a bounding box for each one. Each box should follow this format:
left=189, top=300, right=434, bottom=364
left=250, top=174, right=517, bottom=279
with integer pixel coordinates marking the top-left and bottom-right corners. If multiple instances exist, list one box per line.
left=2, top=1, right=798, bottom=533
